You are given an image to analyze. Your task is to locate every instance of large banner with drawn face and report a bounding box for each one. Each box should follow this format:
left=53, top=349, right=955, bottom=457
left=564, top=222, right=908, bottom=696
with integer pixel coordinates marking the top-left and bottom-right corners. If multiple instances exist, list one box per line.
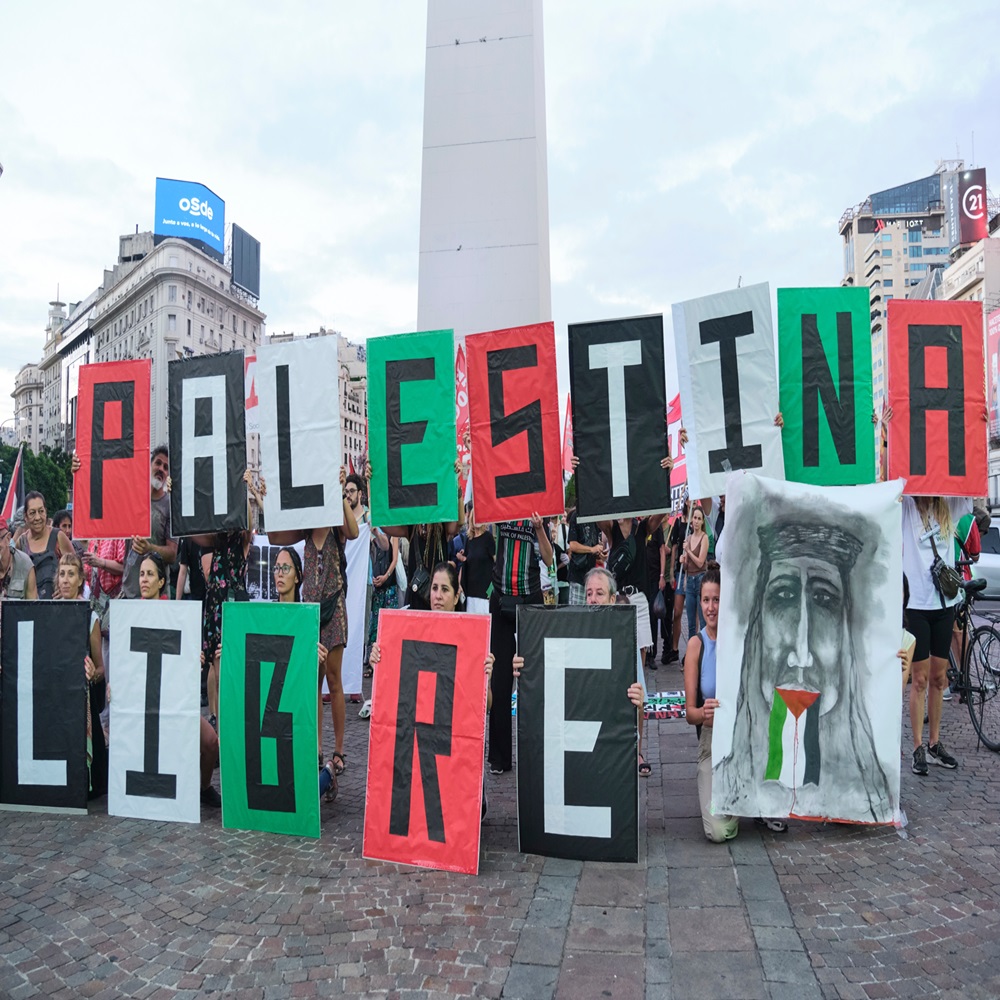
left=672, top=283, right=784, bottom=499
left=74, top=360, right=152, bottom=540
left=777, top=288, right=874, bottom=486
left=219, top=602, right=320, bottom=838
left=367, top=330, right=458, bottom=527
left=712, top=472, right=902, bottom=825
left=467, top=322, right=564, bottom=523
left=108, top=600, right=202, bottom=824
left=887, top=299, right=987, bottom=497
left=363, top=609, right=491, bottom=875
left=168, top=351, right=248, bottom=535
left=257, top=336, right=344, bottom=532
left=0, top=602, right=91, bottom=814
left=569, top=315, right=669, bottom=521
left=516, top=604, right=639, bottom=862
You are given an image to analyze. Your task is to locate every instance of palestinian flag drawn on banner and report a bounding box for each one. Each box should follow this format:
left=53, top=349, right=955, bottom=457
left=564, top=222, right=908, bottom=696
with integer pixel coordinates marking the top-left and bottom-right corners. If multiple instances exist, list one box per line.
left=1, top=444, right=25, bottom=521
left=764, top=687, right=820, bottom=788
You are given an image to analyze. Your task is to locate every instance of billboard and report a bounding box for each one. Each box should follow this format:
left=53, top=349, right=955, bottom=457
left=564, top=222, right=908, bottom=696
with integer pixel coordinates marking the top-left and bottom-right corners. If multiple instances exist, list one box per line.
left=153, top=177, right=225, bottom=262
left=959, top=168, right=989, bottom=245
left=232, top=224, right=261, bottom=298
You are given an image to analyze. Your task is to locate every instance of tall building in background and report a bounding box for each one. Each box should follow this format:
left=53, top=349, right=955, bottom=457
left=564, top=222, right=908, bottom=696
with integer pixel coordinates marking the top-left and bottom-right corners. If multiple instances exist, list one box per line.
left=37, top=231, right=266, bottom=461
left=10, top=363, right=43, bottom=453
left=416, top=0, right=551, bottom=339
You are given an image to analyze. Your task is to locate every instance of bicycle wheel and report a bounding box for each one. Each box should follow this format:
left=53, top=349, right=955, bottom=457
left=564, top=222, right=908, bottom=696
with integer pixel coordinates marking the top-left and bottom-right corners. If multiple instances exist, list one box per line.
left=966, top=626, right=1000, bottom=751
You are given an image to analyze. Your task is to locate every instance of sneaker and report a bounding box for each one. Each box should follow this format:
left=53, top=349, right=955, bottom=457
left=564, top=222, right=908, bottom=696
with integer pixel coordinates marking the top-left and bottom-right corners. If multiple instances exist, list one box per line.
left=665, top=649, right=679, bottom=664
left=912, top=744, right=929, bottom=775
left=200, top=785, right=222, bottom=808
left=941, top=687, right=953, bottom=702
left=928, top=742, right=958, bottom=769
left=358, top=699, right=372, bottom=720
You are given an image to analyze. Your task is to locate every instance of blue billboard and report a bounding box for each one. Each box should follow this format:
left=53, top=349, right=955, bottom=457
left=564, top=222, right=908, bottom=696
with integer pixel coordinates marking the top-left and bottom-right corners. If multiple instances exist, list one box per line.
left=153, top=177, right=225, bottom=261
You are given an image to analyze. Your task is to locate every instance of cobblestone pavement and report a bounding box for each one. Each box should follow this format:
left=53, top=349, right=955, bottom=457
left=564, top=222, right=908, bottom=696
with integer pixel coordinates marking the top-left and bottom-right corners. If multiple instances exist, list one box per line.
left=2, top=656, right=1000, bottom=999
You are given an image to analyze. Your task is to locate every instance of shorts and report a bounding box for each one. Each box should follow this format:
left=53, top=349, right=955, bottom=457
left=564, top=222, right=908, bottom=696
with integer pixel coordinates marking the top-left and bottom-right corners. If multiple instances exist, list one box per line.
left=907, top=606, right=957, bottom=662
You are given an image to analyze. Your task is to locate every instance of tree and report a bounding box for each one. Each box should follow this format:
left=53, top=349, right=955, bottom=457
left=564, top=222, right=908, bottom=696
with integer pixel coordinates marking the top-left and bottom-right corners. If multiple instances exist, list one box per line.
left=0, top=443, right=72, bottom=514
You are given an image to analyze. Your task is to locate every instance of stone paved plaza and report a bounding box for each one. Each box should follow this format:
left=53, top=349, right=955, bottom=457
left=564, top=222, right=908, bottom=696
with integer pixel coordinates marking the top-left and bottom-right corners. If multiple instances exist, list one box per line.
left=2, top=659, right=1000, bottom=1000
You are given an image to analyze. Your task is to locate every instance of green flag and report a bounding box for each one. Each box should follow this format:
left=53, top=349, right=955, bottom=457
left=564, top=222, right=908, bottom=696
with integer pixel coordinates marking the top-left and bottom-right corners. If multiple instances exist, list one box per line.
left=777, top=287, right=874, bottom=485
left=367, top=329, right=458, bottom=526
left=220, top=602, right=320, bottom=838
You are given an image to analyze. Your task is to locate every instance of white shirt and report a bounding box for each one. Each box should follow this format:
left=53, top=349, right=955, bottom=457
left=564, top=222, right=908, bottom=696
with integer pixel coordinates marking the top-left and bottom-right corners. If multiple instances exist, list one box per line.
left=901, top=496, right=970, bottom=611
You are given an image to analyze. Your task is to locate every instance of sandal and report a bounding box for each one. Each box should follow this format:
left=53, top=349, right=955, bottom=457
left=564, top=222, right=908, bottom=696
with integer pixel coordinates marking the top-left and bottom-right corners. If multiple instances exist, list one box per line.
left=638, top=754, right=652, bottom=777
left=754, top=817, right=788, bottom=834
left=331, top=751, right=347, bottom=776
left=322, top=761, right=338, bottom=803
left=363, top=665, right=373, bottom=679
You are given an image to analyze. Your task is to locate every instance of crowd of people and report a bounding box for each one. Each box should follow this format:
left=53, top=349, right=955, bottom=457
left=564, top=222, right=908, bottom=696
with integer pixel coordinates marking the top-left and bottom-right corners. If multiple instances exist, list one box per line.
left=0, top=430, right=989, bottom=843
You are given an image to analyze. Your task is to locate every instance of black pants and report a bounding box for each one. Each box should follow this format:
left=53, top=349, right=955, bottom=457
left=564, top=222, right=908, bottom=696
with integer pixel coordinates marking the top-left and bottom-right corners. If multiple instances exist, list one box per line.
left=488, top=591, right=516, bottom=772
left=645, top=584, right=672, bottom=654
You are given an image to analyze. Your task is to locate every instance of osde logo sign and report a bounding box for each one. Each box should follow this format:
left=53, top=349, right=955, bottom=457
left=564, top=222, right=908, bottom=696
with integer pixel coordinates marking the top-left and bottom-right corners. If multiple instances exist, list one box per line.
left=177, top=195, right=214, bottom=221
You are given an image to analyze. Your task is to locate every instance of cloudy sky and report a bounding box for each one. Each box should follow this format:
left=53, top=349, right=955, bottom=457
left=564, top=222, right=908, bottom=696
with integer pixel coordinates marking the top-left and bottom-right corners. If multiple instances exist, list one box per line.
left=2, top=0, right=998, bottom=425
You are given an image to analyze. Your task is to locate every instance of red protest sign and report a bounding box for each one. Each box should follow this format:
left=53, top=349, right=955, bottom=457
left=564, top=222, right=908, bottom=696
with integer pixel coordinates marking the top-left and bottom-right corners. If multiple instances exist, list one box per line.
left=74, top=360, right=151, bottom=539
left=887, top=300, right=986, bottom=496
left=467, top=322, right=563, bottom=522
left=363, top=609, right=491, bottom=875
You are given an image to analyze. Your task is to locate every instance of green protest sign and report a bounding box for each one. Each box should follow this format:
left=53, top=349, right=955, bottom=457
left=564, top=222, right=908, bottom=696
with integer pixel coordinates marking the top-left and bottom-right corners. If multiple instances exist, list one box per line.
left=220, top=602, right=320, bottom=838
left=367, top=329, right=458, bottom=526
left=778, top=287, right=874, bottom=485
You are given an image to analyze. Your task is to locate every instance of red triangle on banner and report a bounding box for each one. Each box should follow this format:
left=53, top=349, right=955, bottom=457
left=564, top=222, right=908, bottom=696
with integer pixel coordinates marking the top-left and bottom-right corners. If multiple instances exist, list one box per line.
left=777, top=687, right=819, bottom=719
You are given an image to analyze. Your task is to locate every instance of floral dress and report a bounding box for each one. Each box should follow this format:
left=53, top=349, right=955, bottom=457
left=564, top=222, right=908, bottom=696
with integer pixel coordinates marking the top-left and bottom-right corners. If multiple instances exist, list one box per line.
left=304, top=529, right=348, bottom=651
left=202, top=531, right=249, bottom=661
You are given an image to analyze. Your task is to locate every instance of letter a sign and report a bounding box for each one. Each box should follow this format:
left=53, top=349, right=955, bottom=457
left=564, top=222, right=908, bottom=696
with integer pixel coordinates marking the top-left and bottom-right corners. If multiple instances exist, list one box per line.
left=887, top=299, right=987, bottom=496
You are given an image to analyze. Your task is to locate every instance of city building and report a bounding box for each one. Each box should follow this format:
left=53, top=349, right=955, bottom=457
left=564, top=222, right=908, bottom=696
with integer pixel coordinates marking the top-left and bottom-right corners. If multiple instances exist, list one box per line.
left=42, top=231, right=267, bottom=466
left=266, top=327, right=368, bottom=470
left=11, top=362, right=43, bottom=453
left=839, top=162, right=964, bottom=408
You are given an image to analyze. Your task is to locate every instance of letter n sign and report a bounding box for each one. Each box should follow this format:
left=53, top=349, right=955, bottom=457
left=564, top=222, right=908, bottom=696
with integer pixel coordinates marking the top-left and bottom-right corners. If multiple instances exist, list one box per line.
left=887, top=300, right=987, bottom=496
left=777, top=288, right=874, bottom=485
left=74, top=359, right=151, bottom=539
left=366, top=330, right=457, bottom=527
left=467, top=322, right=564, bottom=523
left=363, top=609, right=491, bottom=875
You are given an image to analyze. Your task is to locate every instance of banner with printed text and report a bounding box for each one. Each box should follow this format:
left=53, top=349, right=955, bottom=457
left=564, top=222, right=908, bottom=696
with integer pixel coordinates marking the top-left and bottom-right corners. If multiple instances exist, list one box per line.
left=672, top=283, right=784, bottom=499
left=74, top=360, right=152, bottom=539
left=569, top=314, right=669, bottom=521
left=367, top=330, right=458, bottom=527
left=887, top=299, right=987, bottom=496
left=220, top=602, right=320, bottom=838
left=363, top=609, right=491, bottom=874
left=777, top=287, right=874, bottom=485
left=467, top=322, right=563, bottom=523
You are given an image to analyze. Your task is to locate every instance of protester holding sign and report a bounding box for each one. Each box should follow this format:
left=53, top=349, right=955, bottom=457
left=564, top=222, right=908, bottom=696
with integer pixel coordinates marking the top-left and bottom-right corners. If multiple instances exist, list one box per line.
left=17, top=492, right=75, bottom=599
left=55, top=552, right=108, bottom=800
left=267, top=468, right=359, bottom=777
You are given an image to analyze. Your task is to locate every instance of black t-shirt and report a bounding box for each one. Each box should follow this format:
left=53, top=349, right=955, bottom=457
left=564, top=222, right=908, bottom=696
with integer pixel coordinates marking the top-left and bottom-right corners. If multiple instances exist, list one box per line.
left=567, top=511, right=601, bottom=585
left=644, top=524, right=665, bottom=587
left=609, top=518, right=648, bottom=593
left=462, top=531, right=496, bottom=599
left=668, top=518, right=687, bottom=577
left=177, top=537, right=206, bottom=601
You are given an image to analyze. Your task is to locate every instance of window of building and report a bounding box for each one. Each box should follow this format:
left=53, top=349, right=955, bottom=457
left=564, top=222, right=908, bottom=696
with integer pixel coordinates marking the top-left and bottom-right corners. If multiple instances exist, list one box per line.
left=168, top=285, right=177, bottom=302
left=881, top=233, right=892, bottom=242
left=885, top=295, right=894, bottom=301
left=187, top=291, right=193, bottom=309
left=883, top=279, right=893, bottom=287
left=187, top=319, right=192, bottom=337
left=909, top=263, right=928, bottom=272
left=200, top=325, right=205, bottom=344
left=243, top=320, right=247, bottom=336
left=908, top=246, right=923, bottom=258
left=169, top=255, right=179, bottom=268
left=168, top=314, right=177, bottom=332
left=908, top=230, right=922, bottom=243
left=881, top=249, right=892, bottom=257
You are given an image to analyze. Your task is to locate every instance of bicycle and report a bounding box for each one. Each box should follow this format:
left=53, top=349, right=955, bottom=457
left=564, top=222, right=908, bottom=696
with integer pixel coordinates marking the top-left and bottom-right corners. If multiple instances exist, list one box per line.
left=946, top=573, right=1000, bottom=751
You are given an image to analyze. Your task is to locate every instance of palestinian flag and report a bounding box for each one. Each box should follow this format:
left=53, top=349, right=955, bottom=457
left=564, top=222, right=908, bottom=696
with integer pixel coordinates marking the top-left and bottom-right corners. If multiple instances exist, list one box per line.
left=1, top=444, right=24, bottom=521
left=764, top=687, right=820, bottom=788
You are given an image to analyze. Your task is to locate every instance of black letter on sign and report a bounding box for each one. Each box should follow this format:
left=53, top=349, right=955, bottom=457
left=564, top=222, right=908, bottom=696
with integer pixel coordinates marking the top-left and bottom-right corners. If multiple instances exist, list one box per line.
left=389, top=639, right=456, bottom=842
left=488, top=345, right=545, bottom=498
left=276, top=364, right=324, bottom=510
left=801, top=312, right=856, bottom=467
left=244, top=633, right=296, bottom=813
left=386, top=358, right=437, bottom=509
left=90, top=380, right=135, bottom=520
left=908, top=324, right=965, bottom=476
left=125, top=627, right=182, bottom=799
left=700, top=312, right=763, bottom=473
